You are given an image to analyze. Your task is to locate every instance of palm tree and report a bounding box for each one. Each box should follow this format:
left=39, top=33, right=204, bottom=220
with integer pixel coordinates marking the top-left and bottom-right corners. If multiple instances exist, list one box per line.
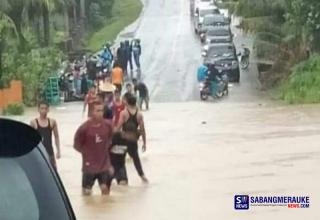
left=0, top=12, right=18, bottom=85
left=1, top=0, right=30, bottom=49
left=27, top=0, right=74, bottom=46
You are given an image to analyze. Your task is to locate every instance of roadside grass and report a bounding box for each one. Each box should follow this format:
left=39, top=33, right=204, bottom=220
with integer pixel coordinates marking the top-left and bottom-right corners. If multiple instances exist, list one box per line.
left=279, top=55, right=320, bottom=104
left=87, top=0, right=143, bottom=51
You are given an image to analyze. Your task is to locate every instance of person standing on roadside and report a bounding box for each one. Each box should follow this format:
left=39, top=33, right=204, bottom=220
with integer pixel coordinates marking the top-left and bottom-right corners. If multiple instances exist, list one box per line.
left=113, top=89, right=125, bottom=127
left=30, top=101, right=61, bottom=169
left=98, top=79, right=116, bottom=120
left=132, top=78, right=149, bottom=110
left=124, top=83, right=134, bottom=96
left=122, top=83, right=135, bottom=105
left=115, top=94, right=148, bottom=183
left=117, top=42, right=127, bottom=74
left=74, top=101, right=114, bottom=196
left=132, top=39, right=142, bottom=70
left=83, top=86, right=97, bottom=118
left=111, top=63, right=124, bottom=93
left=74, top=60, right=82, bottom=96
left=125, top=40, right=133, bottom=77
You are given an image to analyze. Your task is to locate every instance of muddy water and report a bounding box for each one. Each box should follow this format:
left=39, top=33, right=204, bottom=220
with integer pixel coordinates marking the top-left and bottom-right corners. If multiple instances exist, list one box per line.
left=8, top=100, right=319, bottom=220
left=64, top=101, right=320, bottom=220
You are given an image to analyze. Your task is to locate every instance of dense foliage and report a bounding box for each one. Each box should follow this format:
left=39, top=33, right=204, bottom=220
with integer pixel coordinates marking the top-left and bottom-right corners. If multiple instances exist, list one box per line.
left=0, top=0, right=117, bottom=106
left=221, top=0, right=320, bottom=103
left=3, top=102, right=24, bottom=115
left=280, top=55, right=320, bottom=104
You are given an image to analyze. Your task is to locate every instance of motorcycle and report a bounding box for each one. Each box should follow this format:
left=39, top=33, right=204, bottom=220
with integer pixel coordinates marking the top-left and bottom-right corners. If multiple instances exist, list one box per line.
left=199, top=71, right=229, bottom=101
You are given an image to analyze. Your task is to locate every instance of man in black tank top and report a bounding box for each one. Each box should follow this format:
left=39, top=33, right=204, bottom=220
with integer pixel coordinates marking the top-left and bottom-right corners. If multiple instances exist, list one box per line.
left=115, top=94, right=149, bottom=183
left=30, top=101, right=61, bottom=169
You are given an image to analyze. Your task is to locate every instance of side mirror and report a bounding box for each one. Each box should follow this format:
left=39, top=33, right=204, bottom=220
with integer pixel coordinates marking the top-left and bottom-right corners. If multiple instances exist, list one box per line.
left=201, top=52, right=207, bottom=57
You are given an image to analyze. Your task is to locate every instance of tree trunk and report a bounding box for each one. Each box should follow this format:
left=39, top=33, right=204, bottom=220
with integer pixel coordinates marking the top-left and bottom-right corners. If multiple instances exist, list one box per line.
left=42, top=4, right=50, bottom=46
left=0, top=40, right=3, bottom=82
left=35, top=18, right=42, bottom=46
left=80, top=0, right=86, bottom=19
left=8, top=10, right=27, bottom=51
left=73, top=5, right=77, bottom=26
left=64, top=9, right=70, bottom=38
left=80, top=0, right=86, bottom=31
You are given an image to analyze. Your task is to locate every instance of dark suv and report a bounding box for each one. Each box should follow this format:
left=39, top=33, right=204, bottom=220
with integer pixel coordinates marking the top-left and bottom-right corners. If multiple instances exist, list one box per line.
left=201, top=25, right=233, bottom=44
left=0, top=119, right=76, bottom=220
left=202, top=43, right=240, bottom=82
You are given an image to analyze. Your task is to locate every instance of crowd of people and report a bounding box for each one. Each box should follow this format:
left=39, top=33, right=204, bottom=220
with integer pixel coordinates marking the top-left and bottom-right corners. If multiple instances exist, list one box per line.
left=31, top=85, right=149, bottom=196
left=33, top=38, right=151, bottom=196
left=59, top=39, right=143, bottom=102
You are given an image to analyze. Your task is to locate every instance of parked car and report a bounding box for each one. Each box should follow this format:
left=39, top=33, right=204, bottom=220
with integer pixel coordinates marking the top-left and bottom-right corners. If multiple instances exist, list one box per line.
left=0, top=119, right=76, bottom=220
left=194, top=0, right=216, bottom=13
left=201, top=25, right=233, bottom=44
left=204, top=35, right=233, bottom=45
left=198, top=14, right=230, bottom=39
left=202, top=43, right=240, bottom=82
left=194, top=5, right=220, bottom=33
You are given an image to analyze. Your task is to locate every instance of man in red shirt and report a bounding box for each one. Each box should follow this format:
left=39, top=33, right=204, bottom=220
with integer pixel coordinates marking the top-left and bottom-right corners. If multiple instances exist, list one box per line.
left=74, top=101, right=114, bottom=196
left=113, top=90, right=125, bottom=126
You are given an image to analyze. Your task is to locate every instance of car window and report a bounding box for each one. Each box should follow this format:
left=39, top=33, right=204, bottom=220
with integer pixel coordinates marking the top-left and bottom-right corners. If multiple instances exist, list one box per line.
left=0, top=148, right=71, bottom=220
left=209, top=37, right=231, bottom=43
left=204, top=16, right=225, bottom=25
left=199, top=8, right=218, bottom=17
left=207, top=45, right=235, bottom=58
left=207, top=29, right=230, bottom=36
left=0, top=160, right=39, bottom=220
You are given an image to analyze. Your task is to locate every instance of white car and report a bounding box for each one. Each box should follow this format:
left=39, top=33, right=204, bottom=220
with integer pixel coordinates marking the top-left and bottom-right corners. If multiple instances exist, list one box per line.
left=194, top=5, right=220, bottom=33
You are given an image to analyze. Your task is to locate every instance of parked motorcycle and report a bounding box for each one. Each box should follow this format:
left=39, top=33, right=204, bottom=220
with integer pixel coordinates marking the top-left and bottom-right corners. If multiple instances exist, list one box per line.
left=238, top=47, right=250, bottom=70
left=199, top=71, right=229, bottom=100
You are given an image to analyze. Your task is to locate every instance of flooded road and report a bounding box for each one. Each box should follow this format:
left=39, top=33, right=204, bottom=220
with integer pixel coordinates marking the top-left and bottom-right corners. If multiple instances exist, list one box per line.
left=5, top=0, right=320, bottom=219
left=13, top=100, right=320, bottom=219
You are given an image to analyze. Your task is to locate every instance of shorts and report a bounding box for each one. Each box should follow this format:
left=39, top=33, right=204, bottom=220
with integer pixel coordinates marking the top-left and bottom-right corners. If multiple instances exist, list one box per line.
left=82, top=171, right=111, bottom=189
left=110, top=153, right=128, bottom=184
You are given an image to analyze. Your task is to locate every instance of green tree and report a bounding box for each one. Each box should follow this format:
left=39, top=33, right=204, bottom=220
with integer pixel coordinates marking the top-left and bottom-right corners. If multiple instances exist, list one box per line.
left=0, top=12, right=17, bottom=87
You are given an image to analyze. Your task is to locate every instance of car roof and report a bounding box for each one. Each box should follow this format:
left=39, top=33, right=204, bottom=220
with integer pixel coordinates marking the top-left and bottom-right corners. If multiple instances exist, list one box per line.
left=206, top=25, right=230, bottom=30
left=0, top=119, right=41, bottom=157
left=203, top=14, right=225, bottom=21
left=204, top=14, right=224, bottom=18
left=198, top=4, right=218, bottom=10
left=207, top=35, right=231, bottom=39
left=207, top=43, right=235, bottom=48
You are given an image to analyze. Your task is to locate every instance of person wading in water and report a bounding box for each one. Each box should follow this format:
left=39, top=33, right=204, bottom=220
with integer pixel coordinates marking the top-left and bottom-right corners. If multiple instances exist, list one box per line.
left=115, top=94, right=148, bottom=183
left=30, top=101, right=61, bottom=169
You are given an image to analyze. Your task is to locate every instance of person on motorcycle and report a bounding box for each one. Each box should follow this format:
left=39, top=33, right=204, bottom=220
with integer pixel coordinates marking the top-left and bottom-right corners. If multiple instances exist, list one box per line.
left=105, top=42, right=114, bottom=60
left=207, top=63, right=221, bottom=96
left=239, top=44, right=250, bottom=63
left=100, top=46, right=113, bottom=72
left=197, top=63, right=209, bottom=82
